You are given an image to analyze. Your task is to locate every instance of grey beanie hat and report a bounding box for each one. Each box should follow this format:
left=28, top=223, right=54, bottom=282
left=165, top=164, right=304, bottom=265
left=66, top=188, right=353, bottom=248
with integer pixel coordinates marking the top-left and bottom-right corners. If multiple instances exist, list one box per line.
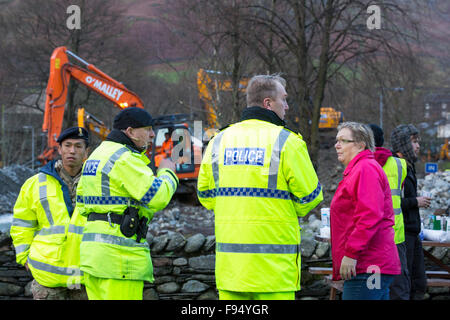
left=390, top=124, right=419, bottom=163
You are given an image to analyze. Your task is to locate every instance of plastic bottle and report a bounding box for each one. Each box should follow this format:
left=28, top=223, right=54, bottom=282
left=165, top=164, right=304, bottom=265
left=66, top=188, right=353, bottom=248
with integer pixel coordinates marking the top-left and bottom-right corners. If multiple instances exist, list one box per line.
left=419, top=222, right=424, bottom=241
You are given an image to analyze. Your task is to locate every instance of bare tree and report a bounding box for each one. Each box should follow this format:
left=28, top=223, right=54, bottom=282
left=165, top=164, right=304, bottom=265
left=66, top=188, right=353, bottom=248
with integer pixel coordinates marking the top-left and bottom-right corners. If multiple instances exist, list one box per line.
left=158, top=0, right=256, bottom=126
left=237, top=0, right=421, bottom=164
left=0, top=0, right=144, bottom=128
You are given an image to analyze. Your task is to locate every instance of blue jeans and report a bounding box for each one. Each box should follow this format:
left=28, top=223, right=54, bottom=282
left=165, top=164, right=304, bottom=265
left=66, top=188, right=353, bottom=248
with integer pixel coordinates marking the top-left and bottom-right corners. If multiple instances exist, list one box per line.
left=342, top=273, right=394, bottom=300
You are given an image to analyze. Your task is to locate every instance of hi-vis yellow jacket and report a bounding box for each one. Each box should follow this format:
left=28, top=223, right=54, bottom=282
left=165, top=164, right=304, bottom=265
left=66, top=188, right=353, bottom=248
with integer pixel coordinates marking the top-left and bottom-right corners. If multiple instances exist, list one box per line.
left=382, top=156, right=407, bottom=244
left=197, top=116, right=323, bottom=292
left=11, top=160, right=84, bottom=288
left=76, top=138, right=178, bottom=282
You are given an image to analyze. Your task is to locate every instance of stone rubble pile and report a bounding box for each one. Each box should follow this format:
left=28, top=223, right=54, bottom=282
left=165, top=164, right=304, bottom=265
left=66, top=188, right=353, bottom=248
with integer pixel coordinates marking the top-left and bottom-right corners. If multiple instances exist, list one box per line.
left=418, top=170, right=450, bottom=217
left=0, top=165, right=36, bottom=214
left=148, top=205, right=215, bottom=237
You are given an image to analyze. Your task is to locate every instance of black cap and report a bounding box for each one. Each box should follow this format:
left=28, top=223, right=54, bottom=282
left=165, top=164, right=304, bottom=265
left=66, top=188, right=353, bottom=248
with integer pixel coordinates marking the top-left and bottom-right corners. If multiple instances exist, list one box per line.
left=113, top=107, right=153, bottom=130
left=368, top=123, right=384, bottom=147
left=57, top=127, right=89, bottom=146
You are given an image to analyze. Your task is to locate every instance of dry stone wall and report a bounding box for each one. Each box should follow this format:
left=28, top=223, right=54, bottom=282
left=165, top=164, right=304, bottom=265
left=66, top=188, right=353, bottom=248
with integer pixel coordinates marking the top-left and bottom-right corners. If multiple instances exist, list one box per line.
left=0, top=229, right=334, bottom=300
left=1, top=229, right=449, bottom=300
left=0, top=166, right=448, bottom=300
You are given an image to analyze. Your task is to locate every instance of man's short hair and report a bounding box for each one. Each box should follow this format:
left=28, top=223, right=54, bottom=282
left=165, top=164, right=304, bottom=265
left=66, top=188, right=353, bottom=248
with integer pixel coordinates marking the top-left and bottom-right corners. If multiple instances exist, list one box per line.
left=246, top=74, right=286, bottom=107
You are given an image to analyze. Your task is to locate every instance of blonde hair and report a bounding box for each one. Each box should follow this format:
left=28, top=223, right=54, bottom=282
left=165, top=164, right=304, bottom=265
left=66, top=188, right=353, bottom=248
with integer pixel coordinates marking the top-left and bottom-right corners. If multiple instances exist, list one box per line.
left=337, top=121, right=375, bottom=151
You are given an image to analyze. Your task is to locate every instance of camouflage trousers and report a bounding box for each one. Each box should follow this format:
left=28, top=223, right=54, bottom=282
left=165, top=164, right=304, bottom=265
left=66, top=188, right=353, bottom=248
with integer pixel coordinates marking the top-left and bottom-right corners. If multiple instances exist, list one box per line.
left=31, top=280, right=88, bottom=300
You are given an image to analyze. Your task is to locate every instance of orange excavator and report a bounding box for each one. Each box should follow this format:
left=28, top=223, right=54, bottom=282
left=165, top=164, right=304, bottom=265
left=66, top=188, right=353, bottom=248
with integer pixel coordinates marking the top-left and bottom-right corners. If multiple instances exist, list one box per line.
left=38, top=46, right=145, bottom=164
left=39, top=47, right=201, bottom=194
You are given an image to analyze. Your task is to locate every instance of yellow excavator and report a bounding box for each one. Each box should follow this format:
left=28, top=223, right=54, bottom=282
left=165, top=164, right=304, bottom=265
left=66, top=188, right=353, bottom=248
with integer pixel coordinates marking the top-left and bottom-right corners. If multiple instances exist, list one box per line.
left=77, top=107, right=110, bottom=140
left=197, top=68, right=344, bottom=133
left=196, top=68, right=248, bottom=131
left=318, top=107, right=344, bottom=130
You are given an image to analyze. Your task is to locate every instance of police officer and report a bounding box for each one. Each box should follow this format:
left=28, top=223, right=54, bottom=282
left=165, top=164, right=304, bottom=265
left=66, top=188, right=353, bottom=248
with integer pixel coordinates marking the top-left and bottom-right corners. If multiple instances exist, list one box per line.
left=369, top=124, right=409, bottom=300
left=197, top=74, right=323, bottom=300
left=76, top=107, right=178, bottom=300
left=11, top=127, right=90, bottom=300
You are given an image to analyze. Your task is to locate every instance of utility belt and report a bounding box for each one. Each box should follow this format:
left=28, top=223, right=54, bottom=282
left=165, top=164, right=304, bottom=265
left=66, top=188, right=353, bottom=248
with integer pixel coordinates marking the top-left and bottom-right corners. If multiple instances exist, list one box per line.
left=87, top=207, right=148, bottom=242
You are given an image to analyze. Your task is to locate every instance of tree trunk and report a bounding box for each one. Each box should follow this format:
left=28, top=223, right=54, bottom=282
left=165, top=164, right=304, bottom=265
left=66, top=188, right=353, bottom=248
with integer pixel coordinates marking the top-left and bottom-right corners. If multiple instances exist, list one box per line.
left=309, top=0, right=333, bottom=165
left=293, top=1, right=311, bottom=146
left=231, top=11, right=242, bottom=122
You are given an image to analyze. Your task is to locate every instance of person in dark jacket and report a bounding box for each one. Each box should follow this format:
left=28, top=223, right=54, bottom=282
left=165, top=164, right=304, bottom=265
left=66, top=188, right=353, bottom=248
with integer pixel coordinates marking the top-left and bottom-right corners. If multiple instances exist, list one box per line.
left=369, top=124, right=409, bottom=300
left=390, top=124, right=431, bottom=300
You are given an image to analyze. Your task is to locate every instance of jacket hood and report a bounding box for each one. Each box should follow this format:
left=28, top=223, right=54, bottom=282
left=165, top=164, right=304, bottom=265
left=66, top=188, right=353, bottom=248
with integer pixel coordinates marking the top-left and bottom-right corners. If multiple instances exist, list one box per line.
left=390, top=124, right=419, bottom=163
left=373, top=147, right=392, bottom=167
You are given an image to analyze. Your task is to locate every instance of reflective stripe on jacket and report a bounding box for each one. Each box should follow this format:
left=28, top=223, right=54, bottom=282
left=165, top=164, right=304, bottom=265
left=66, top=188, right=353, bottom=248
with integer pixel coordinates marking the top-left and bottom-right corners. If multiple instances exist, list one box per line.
left=11, top=161, right=83, bottom=287
left=382, top=156, right=407, bottom=244
left=77, top=140, right=178, bottom=281
left=197, top=117, right=323, bottom=292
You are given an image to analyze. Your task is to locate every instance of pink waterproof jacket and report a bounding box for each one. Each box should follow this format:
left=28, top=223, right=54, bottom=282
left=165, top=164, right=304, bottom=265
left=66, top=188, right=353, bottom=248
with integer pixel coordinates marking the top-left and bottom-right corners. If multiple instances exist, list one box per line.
left=330, top=150, right=400, bottom=281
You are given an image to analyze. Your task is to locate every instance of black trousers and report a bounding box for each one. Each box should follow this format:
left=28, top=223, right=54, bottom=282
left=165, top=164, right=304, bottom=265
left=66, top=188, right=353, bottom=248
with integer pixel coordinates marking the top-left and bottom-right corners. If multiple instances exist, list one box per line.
left=390, top=241, right=411, bottom=300
left=405, top=233, right=427, bottom=300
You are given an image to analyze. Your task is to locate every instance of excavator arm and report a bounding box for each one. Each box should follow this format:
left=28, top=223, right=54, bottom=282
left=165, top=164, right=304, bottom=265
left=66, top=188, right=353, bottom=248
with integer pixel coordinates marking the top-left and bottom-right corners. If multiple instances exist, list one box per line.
left=196, top=68, right=248, bottom=130
left=39, top=46, right=145, bottom=163
left=196, top=69, right=220, bottom=129
left=77, top=107, right=110, bottom=141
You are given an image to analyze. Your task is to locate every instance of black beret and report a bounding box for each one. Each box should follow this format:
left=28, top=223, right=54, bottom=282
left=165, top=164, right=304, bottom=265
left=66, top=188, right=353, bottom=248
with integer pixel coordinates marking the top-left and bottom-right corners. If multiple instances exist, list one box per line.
left=57, top=127, right=89, bottom=145
left=113, top=107, right=153, bottom=130
left=368, top=123, right=384, bottom=147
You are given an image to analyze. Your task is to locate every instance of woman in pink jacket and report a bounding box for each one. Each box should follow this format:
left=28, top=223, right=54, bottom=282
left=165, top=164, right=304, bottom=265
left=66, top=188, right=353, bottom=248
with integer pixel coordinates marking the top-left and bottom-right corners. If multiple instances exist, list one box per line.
left=331, top=122, right=400, bottom=300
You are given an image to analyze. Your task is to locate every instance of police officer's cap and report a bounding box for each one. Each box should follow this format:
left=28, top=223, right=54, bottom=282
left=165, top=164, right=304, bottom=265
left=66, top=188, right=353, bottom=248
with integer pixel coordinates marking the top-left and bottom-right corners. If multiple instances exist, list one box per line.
left=57, top=127, right=89, bottom=146
left=113, top=107, right=153, bottom=130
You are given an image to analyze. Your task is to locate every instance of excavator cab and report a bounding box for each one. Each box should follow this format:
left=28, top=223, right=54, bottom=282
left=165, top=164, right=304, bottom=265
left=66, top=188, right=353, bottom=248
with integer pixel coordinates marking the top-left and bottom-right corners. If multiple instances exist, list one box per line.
left=318, top=107, right=344, bottom=130
left=150, top=114, right=201, bottom=194
left=153, top=126, right=193, bottom=171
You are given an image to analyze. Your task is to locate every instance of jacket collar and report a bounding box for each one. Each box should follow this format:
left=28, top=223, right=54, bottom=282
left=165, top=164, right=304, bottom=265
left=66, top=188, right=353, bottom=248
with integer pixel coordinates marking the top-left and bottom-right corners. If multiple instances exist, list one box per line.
left=106, top=129, right=144, bottom=153
left=343, top=149, right=374, bottom=176
left=240, top=106, right=285, bottom=127
left=39, top=160, right=74, bottom=216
